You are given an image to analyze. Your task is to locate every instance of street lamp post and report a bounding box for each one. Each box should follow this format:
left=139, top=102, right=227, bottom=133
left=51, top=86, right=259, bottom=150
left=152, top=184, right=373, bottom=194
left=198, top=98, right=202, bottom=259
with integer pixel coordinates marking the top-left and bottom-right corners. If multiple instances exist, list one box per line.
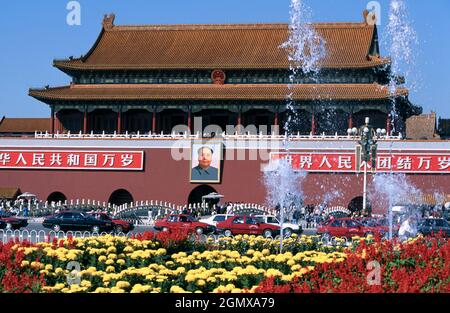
left=348, top=117, right=386, bottom=217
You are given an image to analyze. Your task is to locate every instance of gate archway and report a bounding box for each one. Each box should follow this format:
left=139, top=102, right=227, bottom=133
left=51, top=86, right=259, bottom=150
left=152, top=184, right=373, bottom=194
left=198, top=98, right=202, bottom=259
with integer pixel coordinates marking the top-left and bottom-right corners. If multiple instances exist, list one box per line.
left=47, top=192, right=67, bottom=204
left=188, top=185, right=218, bottom=205
left=109, top=189, right=134, bottom=206
left=348, top=196, right=364, bottom=213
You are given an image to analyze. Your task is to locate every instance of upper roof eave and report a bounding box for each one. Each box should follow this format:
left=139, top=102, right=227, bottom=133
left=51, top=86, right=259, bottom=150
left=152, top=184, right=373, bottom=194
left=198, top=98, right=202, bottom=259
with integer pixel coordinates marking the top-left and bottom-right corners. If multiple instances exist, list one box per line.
left=53, top=59, right=391, bottom=71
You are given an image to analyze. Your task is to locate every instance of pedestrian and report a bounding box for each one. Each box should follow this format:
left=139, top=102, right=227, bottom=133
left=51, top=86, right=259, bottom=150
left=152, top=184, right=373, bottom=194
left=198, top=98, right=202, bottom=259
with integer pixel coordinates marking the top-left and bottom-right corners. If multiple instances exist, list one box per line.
left=398, top=216, right=417, bottom=241
left=300, top=206, right=305, bottom=219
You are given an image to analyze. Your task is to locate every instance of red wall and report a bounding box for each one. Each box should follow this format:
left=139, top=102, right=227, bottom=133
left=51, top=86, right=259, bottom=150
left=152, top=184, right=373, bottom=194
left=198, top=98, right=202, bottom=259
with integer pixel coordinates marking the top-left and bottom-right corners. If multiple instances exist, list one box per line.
left=1, top=146, right=449, bottom=214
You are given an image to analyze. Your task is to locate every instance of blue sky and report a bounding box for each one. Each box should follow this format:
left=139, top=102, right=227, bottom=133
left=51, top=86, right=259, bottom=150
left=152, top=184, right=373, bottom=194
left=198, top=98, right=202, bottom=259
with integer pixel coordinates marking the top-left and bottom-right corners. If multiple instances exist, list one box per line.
left=0, top=0, right=449, bottom=118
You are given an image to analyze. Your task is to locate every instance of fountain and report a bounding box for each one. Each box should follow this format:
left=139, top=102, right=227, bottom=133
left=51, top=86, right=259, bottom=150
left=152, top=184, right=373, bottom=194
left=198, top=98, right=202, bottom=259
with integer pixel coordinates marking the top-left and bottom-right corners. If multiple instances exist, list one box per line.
left=320, top=189, right=343, bottom=211
left=384, top=0, right=419, bottom=134
left=365, top=0, right=423, bottom=240
left=263, top=158, right=307, bottom=241
left=280, top=0, right=326, bottom=135
left=371, top=173, right=422, bottom=239
left=264, top=0, right=326, bottom=252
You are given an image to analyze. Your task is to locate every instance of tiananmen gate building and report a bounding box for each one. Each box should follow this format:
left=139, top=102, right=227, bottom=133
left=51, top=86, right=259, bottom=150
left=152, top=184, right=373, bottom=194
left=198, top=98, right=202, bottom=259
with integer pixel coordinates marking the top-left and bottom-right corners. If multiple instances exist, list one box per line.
left=0, top=12, right=449, bottom=214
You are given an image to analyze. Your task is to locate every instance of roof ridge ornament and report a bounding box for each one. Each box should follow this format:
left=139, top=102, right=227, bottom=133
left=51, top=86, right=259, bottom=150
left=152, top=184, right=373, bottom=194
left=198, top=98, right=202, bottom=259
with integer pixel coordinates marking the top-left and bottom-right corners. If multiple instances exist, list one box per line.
left=363, top=9, right=377, bottom=26
left=103, top=13, right=115, bottom=30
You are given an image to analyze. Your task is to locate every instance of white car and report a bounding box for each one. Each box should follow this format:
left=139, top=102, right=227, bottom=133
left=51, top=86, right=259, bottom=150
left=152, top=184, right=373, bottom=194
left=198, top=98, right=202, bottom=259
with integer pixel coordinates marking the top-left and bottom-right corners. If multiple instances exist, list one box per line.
left=199, top=214, right=234, bottom=227
left=254, top=215, right=302, bottom=237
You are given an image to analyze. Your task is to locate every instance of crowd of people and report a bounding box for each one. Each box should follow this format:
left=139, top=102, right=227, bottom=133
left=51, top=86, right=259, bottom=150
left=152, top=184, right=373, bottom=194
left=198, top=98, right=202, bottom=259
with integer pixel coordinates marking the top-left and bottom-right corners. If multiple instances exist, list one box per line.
left=176, top=202, right=328, bottom=228
left=177, top=202, right=274, bottom=218
left=0, top=199, right=32, bottom=216
left=2, top=196, right=449, bottom=235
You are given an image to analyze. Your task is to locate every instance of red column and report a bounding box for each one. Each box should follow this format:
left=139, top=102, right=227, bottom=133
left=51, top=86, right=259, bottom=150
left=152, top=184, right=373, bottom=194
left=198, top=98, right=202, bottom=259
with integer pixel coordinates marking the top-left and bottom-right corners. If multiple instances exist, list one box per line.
left=273, top=112, right=279, bottom=135
left=152, top=110, right=157, bottom=133
left=117, top=110, right=122, bottom=134
left=51, top=106, right=55, bottom=134
left=348, top=113, right=353, bottom=129
left=236, top=110, right=243, bottom=135
left=311, top=113, right=316, bottom=135
left=386, top=114, right=392, bottom=135
left=83, top=110, right=87, bottom=134
left=55, top=111, right=61, bottom=133
left=187, top=109, right=192, bottom=132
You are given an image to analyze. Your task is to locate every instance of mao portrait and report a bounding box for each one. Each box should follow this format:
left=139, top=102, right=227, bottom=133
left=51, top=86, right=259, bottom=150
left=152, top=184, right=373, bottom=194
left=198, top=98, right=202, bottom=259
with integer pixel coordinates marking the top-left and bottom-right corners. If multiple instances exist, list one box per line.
left=190, top=144, right=222, bottom=183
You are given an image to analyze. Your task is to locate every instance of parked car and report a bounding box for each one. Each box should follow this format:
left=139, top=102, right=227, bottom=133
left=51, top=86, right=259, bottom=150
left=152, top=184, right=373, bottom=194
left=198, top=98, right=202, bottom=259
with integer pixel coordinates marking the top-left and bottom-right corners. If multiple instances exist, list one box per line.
left=0, top=220, right=6, bottom=229
left=356, top=217, right=390, bottom=233
left=42, top=211, right=114, bottom=233
left=374, top=217, right=402, bottom=236
left=417, top=218, right=450, bottom=237
left=216, top=215, right=280, bottom=238
left=154, top=214, right=215, bottom=235
left=254, top=214, right=302, bottom=237
left=317, top=218, right=385, bottom=239
left=89, top=212, right=135, bottom=233
left=199, top=214, right=235, bottom=227
left=0, top=211, right=28, bottom=230
left=443, top=210, right=450, bottom=222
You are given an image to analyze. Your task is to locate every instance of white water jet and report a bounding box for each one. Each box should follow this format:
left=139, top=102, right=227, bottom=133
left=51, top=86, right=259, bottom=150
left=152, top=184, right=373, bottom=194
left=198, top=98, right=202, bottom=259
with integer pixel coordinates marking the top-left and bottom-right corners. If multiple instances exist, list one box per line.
left=321, top=189, right=342, bottom=209
left=384, top=0, right=419, bottom=133
left=263, top=158, right=307, bottom=248
left=265, top=0, right=326, bottom=252
left=281, top=0, right=326, bottom=76
left=264, top=158, right=307, bottom=210
left=371, top=173, right=422, bottom=239
left=281, top=0, right=326, bottom=135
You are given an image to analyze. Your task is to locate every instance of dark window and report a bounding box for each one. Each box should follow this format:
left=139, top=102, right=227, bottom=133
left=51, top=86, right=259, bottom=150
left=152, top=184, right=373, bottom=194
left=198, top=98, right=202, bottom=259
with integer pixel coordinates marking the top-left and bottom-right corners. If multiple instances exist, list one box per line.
left=246, top=217, right=258, bottom=225
left=233, top=217, right=244, bottom=224
left=179, top=216, right=190, bottom=223
left=73, top=213, right=84, bottom=220
left=94, top=214, right=110, bottom=221
left=213, top=216, right=226, bottom=222
left=255, top=216, right=265, bottom=223
left=346, top=220, right=360, bottom=228
left=167, top=216, right=178, bottom=223
left=331, top=220, right=342, bottom=227
left=62, top=213, right=73, bottom=219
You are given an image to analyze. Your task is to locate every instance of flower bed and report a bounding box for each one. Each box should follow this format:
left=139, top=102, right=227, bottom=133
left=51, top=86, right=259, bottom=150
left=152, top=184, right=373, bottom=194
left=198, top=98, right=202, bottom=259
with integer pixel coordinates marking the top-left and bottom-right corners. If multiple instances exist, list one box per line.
left=0, top=232, right=448, bottom=293
left=255, top=236, right=450, bottom=293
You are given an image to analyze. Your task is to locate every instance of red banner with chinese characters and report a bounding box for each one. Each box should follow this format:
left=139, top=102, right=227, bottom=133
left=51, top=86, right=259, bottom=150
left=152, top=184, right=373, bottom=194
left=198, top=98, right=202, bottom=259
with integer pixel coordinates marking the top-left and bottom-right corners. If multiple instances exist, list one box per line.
left=271, top=152, right=450, bottom=174
left=0, top=150, right=144, bottom=171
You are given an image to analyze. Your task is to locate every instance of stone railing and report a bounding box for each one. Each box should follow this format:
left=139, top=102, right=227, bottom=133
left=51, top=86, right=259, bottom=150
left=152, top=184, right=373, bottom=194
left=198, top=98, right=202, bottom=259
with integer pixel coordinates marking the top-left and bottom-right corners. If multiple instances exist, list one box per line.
left=34, top=131, right=403, bottom=141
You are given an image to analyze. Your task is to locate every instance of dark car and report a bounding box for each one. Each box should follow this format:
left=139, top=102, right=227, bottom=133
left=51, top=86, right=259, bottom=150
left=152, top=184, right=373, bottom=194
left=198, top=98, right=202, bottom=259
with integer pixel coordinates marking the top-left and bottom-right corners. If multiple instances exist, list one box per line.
left=417, top=218, right=450, bottom=237
left=216, top=215, right=280, bottom=238
left=0, top=220, right=6, bottom=229
left=0, top=211, right=28, bottom=230
left=43, top=211, right=114, bottom=233
left=154, top=214, right=216, bottom=235
left=89, top=212, right=135, bottom=233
